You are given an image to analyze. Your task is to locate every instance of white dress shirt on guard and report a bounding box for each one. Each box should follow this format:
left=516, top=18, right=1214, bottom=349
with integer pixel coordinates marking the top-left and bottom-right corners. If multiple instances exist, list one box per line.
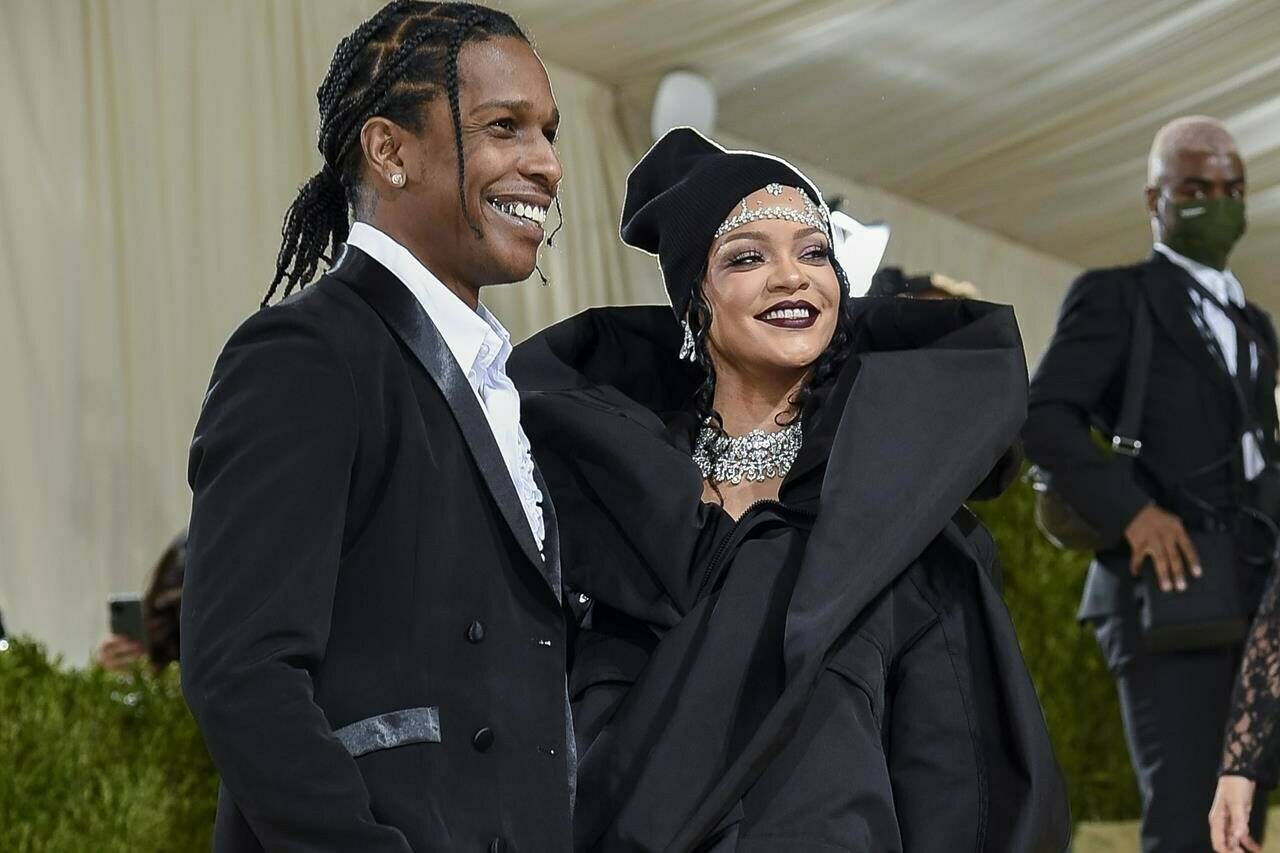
left=346, top=221, right=546, bottom=553
left=1155, top=241, right=1264, bottom=480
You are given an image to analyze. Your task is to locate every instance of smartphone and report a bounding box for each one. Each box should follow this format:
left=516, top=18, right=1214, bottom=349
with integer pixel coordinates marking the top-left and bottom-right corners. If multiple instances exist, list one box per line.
left=108, top=594, right=147, bottom=648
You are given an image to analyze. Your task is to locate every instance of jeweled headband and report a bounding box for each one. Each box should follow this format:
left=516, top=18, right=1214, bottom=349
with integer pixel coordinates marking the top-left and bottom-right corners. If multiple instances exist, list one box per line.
left=713, top=182, right=831, bottom=240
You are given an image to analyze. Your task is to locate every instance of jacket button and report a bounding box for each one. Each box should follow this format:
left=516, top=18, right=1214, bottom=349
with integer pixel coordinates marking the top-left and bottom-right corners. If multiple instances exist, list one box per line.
left=466, top=620, right=485, bottom=643
left=489, top=838, right=506, bottom=853
left=472, top=727, right=495, bottom=752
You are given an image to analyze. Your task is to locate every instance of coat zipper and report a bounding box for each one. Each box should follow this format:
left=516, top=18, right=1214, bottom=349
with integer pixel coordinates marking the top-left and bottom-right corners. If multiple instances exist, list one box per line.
left=696, top=500, right=816, bottom=599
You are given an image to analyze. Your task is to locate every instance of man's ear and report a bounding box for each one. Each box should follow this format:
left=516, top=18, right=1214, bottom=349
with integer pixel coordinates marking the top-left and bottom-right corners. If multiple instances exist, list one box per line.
left=1144, top=185, right=1160, bottom=218
left=360, top=117, right=408, bottom=189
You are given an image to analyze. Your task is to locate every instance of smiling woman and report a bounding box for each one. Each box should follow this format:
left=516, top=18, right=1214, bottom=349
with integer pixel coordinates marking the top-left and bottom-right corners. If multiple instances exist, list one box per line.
left=692, top=184, right=846, bottom=514
left=510, top=128, right=1072, bottom=851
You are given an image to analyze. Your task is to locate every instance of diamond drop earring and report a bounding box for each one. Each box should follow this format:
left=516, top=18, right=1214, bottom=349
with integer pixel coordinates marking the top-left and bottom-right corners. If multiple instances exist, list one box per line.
left=678, top=319, right=696, bottom=361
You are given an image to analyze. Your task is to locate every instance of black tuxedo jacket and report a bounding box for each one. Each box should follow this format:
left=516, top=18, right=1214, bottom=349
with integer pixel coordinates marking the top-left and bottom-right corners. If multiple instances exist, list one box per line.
left=1024, top=252, right=1278, bottom=620
left=181, top=245, right=573, bottom=853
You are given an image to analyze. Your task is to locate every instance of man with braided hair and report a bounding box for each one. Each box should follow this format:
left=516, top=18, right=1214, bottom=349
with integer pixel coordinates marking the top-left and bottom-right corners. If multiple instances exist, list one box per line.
left=181, top=3, right=570, bottom=851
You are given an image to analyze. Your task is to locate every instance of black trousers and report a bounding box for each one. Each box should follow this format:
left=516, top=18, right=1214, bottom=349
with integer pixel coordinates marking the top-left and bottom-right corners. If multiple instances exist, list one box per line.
left=1095, top=608, right=1268, bottom=852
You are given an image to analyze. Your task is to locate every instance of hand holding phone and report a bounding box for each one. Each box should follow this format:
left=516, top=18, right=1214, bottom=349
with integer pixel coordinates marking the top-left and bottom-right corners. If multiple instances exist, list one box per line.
left=108, top=593, right=148, bottom=648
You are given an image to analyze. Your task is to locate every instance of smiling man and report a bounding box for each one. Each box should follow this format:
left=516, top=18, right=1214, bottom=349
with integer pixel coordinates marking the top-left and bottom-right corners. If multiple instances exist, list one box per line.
left=180, top=3, right=571, bottom=852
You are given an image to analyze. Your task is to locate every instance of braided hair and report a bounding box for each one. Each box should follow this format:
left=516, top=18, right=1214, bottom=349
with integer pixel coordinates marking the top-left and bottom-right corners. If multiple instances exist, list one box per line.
left=688, top=254, right=857, bottom=499
left=262, top=1, right=529, bottom=308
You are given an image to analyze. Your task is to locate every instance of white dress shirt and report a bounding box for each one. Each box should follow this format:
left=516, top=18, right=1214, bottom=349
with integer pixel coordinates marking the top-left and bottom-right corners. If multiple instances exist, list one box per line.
left=1154, top=242, right=1264, bottom=480
left=346, top=222, right=545, bottom=552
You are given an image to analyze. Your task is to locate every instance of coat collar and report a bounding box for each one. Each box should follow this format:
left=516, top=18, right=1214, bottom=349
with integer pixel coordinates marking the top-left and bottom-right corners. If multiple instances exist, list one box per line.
left=782, top=299, right=1027, bottom=670
left=510, top=299, right=1024, bottom=618
left=1142, top=252, right=1237, bottom=387
left=345, top=222, right=515, bottom=394
left=328, top=244, right=559, bottom=599
left=511, top=299, right=1021, bottom=512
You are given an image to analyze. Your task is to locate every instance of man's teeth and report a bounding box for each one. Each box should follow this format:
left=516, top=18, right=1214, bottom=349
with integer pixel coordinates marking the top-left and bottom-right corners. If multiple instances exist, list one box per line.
left=488, top=200, right=548, bottom=225
left=761, top=307, right=813, bottom=321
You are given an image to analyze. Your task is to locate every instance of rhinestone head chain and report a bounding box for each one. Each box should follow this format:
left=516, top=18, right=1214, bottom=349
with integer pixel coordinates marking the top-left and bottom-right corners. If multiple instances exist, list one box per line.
left=713, top=184, right=830, bottom=241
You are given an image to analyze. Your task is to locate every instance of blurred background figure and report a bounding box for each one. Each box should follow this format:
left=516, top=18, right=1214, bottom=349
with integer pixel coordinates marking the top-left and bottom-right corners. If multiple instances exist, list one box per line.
left=1212, top=555, right=1280, bottom=852
left=826, top=197, right=892, bottom=297
left=868, top=266, right=981, bottom=300
left=94, top=529, right=187, bottom=672
left=1024, top=116, right=1277, bottom=852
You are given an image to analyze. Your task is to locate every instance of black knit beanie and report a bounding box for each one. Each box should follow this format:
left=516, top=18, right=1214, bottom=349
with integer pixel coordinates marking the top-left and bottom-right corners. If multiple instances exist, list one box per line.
left=620, top=127, right=829, bottom=319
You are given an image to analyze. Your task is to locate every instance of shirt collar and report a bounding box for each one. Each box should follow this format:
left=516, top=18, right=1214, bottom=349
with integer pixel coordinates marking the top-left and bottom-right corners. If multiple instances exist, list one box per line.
left=1154, top=242, right=1245, bottom=308
left=346, top=222, right=511, bottom=387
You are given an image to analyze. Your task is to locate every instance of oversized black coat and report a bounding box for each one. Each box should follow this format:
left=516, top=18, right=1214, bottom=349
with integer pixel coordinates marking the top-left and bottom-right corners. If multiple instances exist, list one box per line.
left=182, top=245, right=574, bottom=853
left=510, top=298, right=1071, bottom=852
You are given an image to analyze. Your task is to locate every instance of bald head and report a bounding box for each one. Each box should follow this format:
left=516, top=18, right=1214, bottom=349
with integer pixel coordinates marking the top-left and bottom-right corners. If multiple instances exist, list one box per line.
left=1144, top=116, right=1247, bottom=259
left=1147, top=116, right=1238, bottom=185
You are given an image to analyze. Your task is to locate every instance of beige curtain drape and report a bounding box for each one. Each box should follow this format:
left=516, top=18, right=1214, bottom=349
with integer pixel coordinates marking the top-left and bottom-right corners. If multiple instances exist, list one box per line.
left=0, top=0, right=657, bottom=661
left=3, top=1, right=1079, bottom=661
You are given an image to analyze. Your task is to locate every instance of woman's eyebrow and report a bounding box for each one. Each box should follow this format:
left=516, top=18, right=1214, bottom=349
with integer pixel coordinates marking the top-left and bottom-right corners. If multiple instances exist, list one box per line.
left=718, top=230, right=769, bottom=246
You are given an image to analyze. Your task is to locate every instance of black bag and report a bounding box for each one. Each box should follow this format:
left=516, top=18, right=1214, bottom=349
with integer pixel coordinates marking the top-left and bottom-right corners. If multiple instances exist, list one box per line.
left=1137, top=529, right=1247, bottom=652
left=1029, top=292, right=1153, bottom=552
left=1133, top=275, right=1279, bottom=652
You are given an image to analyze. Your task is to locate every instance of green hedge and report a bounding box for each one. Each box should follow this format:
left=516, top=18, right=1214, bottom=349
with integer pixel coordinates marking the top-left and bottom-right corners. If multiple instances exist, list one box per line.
left=0, top=479, right=1140, bottom=850
left=973, top=476, right=1141, bottom=822
left=0, top=640, right=216, bottom=852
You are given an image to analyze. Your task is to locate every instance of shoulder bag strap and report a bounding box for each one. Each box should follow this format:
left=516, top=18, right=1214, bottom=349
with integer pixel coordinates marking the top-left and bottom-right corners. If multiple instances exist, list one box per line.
left=1111, top=287, right=1154, bottom=464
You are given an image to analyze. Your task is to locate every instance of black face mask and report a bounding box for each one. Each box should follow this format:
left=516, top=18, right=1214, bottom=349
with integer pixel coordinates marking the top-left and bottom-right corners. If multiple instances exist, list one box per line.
left=1163, top=196, right=1247, bottom=271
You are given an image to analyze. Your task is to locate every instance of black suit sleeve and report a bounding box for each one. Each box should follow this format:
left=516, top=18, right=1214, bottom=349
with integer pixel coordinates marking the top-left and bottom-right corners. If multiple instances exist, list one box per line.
left=1024, top=270, right=1152, bottom=543
left=181, top=307, right=412, bottom=853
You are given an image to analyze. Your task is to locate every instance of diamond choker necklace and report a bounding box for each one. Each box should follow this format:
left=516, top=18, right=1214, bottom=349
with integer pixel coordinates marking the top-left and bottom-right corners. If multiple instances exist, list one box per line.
left=693, top=419, right=802, bottom=485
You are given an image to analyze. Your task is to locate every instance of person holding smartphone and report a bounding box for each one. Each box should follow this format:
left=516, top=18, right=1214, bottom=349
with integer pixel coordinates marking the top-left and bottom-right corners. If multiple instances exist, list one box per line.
left=96, top=528, right=186, bottom=672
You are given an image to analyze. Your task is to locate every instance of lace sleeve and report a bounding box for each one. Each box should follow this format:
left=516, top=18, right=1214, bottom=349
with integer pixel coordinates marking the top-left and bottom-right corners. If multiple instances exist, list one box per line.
left=1221, top=564, right=1280, bottom=786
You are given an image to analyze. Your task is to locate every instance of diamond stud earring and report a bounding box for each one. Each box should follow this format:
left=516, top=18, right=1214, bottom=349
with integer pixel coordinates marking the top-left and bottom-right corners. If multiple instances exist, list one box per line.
left=390, top=173, right=405, bottom=187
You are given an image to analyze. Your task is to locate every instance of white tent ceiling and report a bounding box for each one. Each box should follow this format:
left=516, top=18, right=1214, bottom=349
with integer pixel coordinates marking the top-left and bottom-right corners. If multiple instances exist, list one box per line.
left=503, top=0, right=1280, bottom=309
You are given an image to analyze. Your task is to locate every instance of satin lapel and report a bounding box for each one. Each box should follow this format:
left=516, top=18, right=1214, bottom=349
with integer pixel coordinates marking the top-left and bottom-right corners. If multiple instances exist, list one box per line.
left=331, top=246, right=553, bottom=590
left=1142, top=255, right=1234, bottom=387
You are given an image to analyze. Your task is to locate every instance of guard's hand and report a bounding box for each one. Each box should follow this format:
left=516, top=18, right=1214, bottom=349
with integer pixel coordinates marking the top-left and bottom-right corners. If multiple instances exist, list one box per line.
left=1124, top=503, right=1202, bottom=593
left=95, top=633, right=146, bottom=672
left=1210, top=774, right=1261, bottom=852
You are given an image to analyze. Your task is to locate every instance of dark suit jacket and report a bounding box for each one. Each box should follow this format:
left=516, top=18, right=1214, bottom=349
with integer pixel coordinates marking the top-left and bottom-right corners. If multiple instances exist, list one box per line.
left=181, top=245, right=573, bottom=853
left=1024, top=253, right=1278, bottom=620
